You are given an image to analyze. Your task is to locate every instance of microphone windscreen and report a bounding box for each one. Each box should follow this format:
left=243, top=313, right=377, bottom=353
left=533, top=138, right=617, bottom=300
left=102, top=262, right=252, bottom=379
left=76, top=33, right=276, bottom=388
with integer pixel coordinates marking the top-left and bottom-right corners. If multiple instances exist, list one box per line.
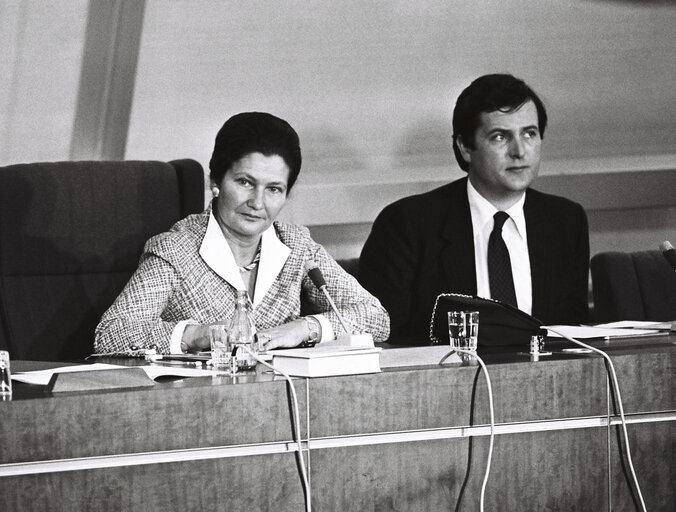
left=305, top=260, right=327, bottom=288
left=660, top=241, right=676, bottom=271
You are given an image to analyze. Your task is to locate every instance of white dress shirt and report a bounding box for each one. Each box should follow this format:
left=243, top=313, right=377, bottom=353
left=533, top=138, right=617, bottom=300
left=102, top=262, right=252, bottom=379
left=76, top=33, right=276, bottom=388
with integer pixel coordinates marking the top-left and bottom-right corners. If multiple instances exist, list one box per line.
left=467, top=180, right=532, bottom=315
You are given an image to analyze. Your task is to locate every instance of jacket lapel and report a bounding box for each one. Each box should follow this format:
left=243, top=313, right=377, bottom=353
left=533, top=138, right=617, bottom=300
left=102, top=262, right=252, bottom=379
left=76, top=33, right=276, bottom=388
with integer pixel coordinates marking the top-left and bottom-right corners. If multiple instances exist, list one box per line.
left=253, top=225, right=291, bottom=307
left=441, top=178, right=477, bottom=295
left=199, top=215, right=291, bottom=307
left=199, top=212, right=246, bottom=291
left=524, top=191, right=551, bottom=321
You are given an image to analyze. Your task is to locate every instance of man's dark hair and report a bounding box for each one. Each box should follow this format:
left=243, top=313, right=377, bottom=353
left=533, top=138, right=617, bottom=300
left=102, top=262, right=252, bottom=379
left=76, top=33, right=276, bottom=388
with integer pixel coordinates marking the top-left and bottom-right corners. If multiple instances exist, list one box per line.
left=209, top=112, right=302, bottom=193
left=452, top=74, right=547, bottom=171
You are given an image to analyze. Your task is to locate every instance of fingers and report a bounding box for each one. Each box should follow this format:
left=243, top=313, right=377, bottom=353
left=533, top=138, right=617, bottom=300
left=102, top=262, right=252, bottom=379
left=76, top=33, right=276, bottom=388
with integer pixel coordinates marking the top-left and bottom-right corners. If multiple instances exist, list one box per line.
left=264, top=337, right=285, bottom=351
left=258, top=332, right=291, bottom=351
left=257, top=332, right=272, bottom=351
left=257, top=320, right=309, bottom=351
left=257, top=330, right=301, bottom=351
left=196, top=335, right=212, bottom=351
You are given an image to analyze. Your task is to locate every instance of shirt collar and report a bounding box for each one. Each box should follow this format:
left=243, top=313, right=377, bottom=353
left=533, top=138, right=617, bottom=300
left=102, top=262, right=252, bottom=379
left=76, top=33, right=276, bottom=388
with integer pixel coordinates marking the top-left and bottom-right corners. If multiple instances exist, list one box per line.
left=255, top=222, right=291, bottom=307
left=199, top=209, right=291, bottom=306
left=467, top=179, right=527, bottom=238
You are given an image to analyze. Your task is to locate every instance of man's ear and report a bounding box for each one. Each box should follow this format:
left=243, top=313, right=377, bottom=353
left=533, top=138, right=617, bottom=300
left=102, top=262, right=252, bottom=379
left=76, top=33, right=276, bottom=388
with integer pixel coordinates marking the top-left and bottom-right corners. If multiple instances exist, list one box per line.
left=456, top=135, right=472, bottom=165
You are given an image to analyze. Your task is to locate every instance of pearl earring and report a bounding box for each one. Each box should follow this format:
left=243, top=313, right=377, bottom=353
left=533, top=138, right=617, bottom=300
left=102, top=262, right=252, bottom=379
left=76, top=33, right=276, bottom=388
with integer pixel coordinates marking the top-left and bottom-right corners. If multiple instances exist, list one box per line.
left=211, top=187, right=219, bottom=197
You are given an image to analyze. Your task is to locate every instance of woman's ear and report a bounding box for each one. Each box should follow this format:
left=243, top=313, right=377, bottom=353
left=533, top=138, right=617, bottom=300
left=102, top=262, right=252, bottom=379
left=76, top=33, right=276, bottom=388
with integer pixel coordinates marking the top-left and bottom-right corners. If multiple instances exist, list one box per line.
left=210, top=183, right=219, bottom=197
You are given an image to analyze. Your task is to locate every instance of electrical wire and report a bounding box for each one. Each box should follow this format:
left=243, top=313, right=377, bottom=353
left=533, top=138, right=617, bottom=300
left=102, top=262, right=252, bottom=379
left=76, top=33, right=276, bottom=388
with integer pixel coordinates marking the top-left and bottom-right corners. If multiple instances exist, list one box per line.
left=241, top=346, right=311, bottom=512
left=446, top=348, right=495, bottom=512
left=545, top=327, right=647, bottom=512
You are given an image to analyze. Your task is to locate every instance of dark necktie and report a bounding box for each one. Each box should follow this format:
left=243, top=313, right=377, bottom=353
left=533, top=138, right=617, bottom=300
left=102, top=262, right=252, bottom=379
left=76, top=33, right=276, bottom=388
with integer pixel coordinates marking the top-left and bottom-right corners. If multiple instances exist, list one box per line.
left=488, top=211, right=517, bottom=306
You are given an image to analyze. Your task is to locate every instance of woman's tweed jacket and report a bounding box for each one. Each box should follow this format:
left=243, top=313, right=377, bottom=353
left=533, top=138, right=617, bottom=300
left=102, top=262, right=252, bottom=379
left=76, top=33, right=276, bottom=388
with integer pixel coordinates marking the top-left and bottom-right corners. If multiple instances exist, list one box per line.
left=94, top=208, right=390, bottom=354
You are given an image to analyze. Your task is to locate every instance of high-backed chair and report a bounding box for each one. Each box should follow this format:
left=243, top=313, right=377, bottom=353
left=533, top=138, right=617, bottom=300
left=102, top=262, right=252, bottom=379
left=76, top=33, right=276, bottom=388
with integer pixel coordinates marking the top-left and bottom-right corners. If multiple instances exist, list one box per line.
left=338, top=257, right=360, bottom=278
left=0, top=159, right=204, bottom=360
left=590, top=250, right=676, bottom=322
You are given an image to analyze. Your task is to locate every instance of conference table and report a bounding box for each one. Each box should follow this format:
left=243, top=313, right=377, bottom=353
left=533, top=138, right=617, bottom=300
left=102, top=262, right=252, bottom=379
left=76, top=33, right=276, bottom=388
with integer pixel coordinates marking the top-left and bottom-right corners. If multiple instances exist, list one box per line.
left=1, top=334, right=673, bottom=511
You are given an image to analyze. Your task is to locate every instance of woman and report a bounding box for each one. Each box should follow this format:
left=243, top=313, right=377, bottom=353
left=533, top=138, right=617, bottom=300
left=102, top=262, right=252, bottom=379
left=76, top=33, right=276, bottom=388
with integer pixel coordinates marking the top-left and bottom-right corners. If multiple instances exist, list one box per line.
left=94, top=112, right=390, bottom=355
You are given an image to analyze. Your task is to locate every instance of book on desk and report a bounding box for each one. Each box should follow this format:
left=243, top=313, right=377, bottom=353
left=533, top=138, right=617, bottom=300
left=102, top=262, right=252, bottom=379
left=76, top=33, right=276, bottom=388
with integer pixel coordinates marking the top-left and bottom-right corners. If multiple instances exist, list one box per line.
left=269, top=346, right=382, bottom=377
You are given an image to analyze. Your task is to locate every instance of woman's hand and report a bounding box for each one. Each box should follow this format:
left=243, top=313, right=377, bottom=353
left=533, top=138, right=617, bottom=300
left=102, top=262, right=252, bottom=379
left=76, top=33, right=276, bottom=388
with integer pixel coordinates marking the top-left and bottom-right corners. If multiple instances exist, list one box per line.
left=181, top=323, right=227, bottom=353
left=257, top=319, right=309, bottom=351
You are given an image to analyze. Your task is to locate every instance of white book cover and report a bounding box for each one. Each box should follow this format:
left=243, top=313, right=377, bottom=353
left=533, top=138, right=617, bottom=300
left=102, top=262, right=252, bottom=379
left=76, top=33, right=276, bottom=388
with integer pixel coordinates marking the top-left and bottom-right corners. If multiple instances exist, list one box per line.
left=270, top=346, right=381, bottom=377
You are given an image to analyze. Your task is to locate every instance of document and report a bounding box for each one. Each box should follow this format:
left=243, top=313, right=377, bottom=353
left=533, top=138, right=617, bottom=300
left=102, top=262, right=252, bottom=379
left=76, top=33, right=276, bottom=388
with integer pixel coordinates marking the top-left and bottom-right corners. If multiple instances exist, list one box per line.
left=593, top=320, right=675, bottom=331
left=12, top=363, right=221, bottom=386
left=543, top=324, right=664, bottom=339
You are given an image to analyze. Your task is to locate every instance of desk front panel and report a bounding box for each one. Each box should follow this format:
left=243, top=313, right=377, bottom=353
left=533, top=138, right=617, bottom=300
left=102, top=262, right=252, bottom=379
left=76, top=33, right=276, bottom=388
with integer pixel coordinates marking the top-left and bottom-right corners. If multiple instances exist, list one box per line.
left=307, top=355, right=610, bottom=438
left=310, top=428, right=607, bottom=511
left=610, top=420, right=674, bottom=512
left=0, top=453, right=305, bottom=512
left=1, top=338, right=673, bottom=511
left=0, top=372, right=307, bottom=464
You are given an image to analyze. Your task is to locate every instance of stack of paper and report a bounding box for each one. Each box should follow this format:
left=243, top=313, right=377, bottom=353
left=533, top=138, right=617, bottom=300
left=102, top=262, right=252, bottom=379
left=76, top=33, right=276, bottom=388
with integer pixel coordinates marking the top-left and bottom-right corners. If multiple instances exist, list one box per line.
left=544, top=324, right=665, bottom=339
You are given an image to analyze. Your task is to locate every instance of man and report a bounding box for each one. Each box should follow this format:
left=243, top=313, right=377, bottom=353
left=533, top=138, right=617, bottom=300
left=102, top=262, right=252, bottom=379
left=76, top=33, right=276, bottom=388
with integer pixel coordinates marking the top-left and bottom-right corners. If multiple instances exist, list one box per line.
left=359, top=74, right=589, bottom=342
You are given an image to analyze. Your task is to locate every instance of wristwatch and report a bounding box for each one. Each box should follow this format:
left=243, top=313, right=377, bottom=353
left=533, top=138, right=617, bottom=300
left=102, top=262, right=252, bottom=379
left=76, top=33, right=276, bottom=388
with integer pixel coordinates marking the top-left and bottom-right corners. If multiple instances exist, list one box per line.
left=303, top=315, right=321, bottom=345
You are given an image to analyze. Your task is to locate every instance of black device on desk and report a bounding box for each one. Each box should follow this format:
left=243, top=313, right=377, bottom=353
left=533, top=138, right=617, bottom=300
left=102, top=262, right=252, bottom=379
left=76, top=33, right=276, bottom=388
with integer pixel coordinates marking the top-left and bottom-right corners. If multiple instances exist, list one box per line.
left=430, top=293, right=544, bottom=347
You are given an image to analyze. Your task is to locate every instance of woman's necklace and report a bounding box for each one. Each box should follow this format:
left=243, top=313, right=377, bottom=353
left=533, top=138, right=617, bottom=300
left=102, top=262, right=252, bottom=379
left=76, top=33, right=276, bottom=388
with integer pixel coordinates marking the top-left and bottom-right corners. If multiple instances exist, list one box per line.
left=238, top=243, right=261, bottom=273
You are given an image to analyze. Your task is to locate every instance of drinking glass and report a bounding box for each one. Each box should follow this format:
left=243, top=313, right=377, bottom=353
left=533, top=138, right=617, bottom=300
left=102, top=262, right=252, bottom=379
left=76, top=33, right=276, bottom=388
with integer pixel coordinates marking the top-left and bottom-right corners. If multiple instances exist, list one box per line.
left=447, top=311, right=479, bottom=351
left=0, top=350, right=12, bottom=398
left=209, top=325, right=232, bottom=371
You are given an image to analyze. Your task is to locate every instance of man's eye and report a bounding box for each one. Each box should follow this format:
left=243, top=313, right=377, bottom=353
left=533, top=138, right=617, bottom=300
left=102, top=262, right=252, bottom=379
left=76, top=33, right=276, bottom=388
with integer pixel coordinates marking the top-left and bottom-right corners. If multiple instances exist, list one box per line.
left=524, top=129, right=540, bottom=139
left=491, top=133, right=505, bottom=142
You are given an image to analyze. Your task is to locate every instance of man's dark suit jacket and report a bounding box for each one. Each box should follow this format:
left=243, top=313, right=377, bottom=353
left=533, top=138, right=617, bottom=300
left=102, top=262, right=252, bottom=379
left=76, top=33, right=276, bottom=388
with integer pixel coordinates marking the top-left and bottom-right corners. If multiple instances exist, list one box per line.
left=359, top=177, right=589, bottom=343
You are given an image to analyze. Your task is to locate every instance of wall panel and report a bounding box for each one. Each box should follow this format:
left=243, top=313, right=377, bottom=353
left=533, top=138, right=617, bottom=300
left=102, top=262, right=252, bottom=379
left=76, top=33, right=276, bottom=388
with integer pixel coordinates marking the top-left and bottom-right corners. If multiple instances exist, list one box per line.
left=0, top=0, right=87, bottom=165
left=126, top=0, right=676, bottom=226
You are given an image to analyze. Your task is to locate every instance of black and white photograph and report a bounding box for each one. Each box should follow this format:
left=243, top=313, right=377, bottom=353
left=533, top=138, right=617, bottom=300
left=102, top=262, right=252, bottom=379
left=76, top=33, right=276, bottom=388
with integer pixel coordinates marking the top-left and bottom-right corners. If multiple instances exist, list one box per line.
left=1, top=1, right=674, bottom=510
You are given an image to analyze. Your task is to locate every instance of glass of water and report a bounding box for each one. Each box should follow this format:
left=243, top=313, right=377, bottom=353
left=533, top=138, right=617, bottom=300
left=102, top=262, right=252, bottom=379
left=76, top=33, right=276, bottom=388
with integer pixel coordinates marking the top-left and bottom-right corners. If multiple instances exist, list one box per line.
left=447, top=311, right=479, bottom=351
left=0, top=350, right=12, bottom=398
left=209, top=325, right=233, bottom=371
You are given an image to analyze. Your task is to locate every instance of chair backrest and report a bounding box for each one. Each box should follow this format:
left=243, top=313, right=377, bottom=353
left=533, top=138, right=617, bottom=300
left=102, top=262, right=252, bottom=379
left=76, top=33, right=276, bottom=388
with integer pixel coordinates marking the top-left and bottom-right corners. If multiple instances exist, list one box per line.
left=0, top=159, right=204, bottom=360
left=590, top=250, right=676, bottom=322
left=337, top=257, right=360, bottom=278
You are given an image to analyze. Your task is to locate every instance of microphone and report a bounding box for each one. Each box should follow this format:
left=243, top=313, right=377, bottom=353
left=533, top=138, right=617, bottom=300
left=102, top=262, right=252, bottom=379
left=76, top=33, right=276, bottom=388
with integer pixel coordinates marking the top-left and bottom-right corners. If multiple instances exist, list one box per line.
left=305, top=261, right=374, bottom=348
left=305, top=261, right=352, bottom=334
left=660, top=241, right=676, bottom=271
left=306, top=264, right=327, bottom=291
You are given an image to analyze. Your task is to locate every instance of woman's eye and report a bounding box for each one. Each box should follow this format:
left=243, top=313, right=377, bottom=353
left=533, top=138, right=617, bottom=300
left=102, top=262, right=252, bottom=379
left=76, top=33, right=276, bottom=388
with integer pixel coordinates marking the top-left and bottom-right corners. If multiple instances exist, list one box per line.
left=237, top=178, right=252, bottom=187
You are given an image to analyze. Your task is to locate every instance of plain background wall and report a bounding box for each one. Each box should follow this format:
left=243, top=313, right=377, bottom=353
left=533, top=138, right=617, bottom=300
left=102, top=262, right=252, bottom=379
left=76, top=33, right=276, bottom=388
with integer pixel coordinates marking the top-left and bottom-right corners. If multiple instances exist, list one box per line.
left=1, top=0, right=675, bottom=260
left=0, top=1, right=87, bottom=164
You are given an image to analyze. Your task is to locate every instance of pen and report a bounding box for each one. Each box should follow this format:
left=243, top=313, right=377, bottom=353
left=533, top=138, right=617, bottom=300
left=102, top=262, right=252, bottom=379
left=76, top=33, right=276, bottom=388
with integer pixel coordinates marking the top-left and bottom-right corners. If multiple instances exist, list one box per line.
left=150, top=360, right=205, bottom=368
left=151, top=360, right=188, bottom=366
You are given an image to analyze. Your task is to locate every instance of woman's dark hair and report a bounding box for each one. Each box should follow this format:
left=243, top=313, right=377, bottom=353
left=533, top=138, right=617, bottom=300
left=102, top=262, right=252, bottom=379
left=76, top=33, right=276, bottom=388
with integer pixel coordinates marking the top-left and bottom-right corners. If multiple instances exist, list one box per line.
left=452, top=74, right=547, bottom=171
left=209, top=112, right=302, bottom=192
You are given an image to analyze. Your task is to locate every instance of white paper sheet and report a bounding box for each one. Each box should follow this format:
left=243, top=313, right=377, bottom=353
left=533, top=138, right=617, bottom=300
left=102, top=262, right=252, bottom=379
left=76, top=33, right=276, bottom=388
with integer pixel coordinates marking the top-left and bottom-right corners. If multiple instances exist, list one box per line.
left=12, top=363, right=221, bottom=386
left=543, top=325, right=662, bottom=339
left=593, top=320, right=674, bottom=331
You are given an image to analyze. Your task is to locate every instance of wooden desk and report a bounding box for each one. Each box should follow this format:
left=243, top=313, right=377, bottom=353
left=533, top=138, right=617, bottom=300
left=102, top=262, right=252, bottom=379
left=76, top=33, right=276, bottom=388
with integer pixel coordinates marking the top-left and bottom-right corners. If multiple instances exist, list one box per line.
left=1, top=336, right=673, bottom=511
